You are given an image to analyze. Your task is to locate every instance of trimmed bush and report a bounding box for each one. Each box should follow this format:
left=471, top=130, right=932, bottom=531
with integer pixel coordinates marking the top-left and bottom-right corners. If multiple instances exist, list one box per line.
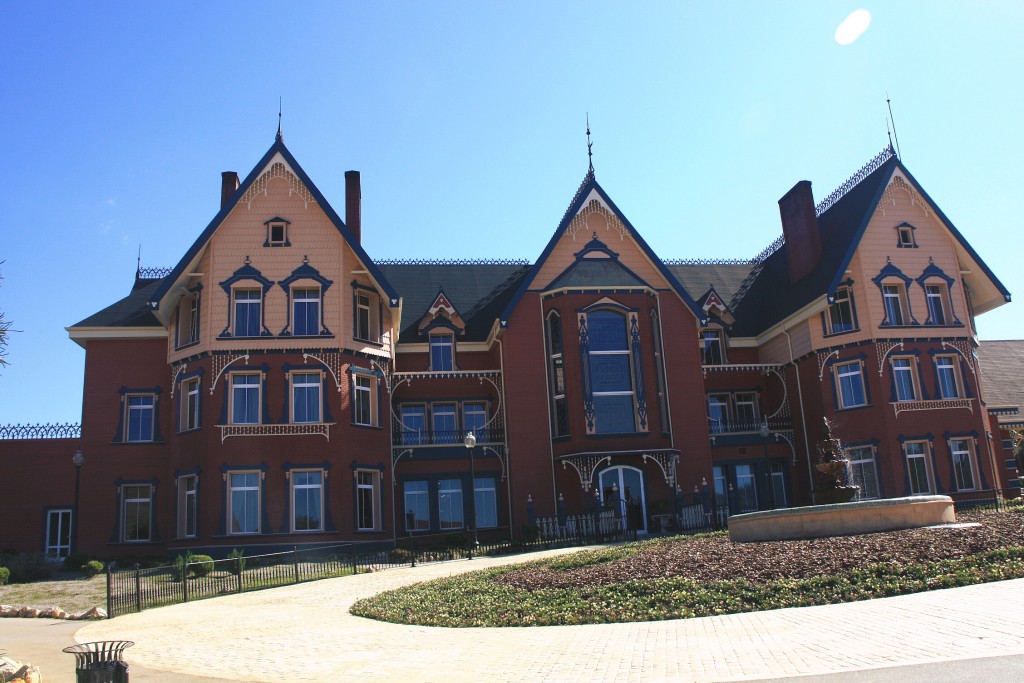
left=227, top=548, right=246, bottom=576
left=5, top=553, right=54, bottom=583
left=81, top=560, right=104, bottom=577
left=0, top=566, right=9, bottom=585
left=388, top=548, right=413, bottom=564
left=63, top=552, right=92, bottom=573
left=173, top=552, right=215, bottom=580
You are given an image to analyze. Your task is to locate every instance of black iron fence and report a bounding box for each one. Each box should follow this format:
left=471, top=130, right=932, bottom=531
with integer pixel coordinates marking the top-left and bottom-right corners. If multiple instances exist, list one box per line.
left=949, top=487, right=1021, bottom=510
left=0, top=422, right=81, bottom=439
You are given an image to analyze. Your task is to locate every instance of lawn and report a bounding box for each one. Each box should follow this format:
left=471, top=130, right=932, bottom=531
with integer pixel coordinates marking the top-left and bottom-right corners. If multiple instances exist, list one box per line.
left=0, top=572, right=106, bottom=613
left=350, top=507, right=1024, bottom=627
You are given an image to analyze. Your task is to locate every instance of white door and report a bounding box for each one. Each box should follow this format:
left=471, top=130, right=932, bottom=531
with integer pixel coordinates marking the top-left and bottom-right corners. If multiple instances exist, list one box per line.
left=598, top=466, right=647, bottom=533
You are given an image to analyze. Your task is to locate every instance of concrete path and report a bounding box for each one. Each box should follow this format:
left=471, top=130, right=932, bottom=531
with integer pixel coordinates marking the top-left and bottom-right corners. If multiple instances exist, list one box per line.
left=18, top=548, right=1024, bottom=682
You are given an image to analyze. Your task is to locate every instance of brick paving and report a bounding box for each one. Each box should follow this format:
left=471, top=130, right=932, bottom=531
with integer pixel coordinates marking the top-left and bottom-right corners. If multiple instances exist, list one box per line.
left=71, top=548, right=1024, bottom=682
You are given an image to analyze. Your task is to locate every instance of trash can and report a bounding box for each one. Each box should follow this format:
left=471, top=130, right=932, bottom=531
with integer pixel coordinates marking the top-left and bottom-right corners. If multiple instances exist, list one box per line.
left=63, top=641, right=134, bottom=683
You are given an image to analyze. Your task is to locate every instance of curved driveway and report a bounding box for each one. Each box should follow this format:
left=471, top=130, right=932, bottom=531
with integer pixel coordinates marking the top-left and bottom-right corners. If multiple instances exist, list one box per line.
left=76, top=548, right=1024, bottom=682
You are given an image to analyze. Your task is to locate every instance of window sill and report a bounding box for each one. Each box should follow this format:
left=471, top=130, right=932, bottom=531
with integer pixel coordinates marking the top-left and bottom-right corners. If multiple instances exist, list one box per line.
left=352, top=423, right=382, bottom=430
left=175, top=340, right=201, bottom=352
left=552, top=435, right=571, bottom=442
left=263, top=241, right=292, bottom=248
left=216, top=334, right=273, bottom=341
left=586, top=432, right=648, bottom=439
left=113, top=440, right=166, bottom=446
left=835, top=404, right=870, bottom=412
left=878, top=323, right=920, bottom=329
left=280, top=333, right=335, bottom=339
left=354, top=337, right=384, bottom=347
left=822, top=327, right=860, bottom=339
left=176, top=427, right=202, bottom=435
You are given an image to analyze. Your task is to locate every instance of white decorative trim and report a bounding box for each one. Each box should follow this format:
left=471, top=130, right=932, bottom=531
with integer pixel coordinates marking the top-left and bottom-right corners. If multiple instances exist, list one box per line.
left=817, top=349, right=840, bottom=380
left=210, top=354, right=250, bottom=395
left=303, top=352, right=344, bottom=391
left=876, top=341, right=905, bottom=376
left=217, top=422, right=332, bottom=443
left=169, top=361, right=188, bottom=398
left=560, top=455, right=611, bottom=492
left=879, top=174, right=932, bottom=218
left=641, top=451, right=678, bottom=488
left=892, top=398, right=973, bottom=417
left=941, top=340, right=977, bottom=375
left=241, top=161, right=316, bottom=209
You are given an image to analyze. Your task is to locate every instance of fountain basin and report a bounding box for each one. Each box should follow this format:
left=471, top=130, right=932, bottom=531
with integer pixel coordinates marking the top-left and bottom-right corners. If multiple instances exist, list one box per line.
left=728, top=495, right=955, bottom=543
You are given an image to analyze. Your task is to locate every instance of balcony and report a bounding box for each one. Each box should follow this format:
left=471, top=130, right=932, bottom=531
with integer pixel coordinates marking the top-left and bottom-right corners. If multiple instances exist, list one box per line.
left=217, top=423, right=333, bottom=443
left=891, top=398, right=973, bottom=418
left=708, top=417, right=792, bottom=437
left=392, top=428, right=506, bottom=448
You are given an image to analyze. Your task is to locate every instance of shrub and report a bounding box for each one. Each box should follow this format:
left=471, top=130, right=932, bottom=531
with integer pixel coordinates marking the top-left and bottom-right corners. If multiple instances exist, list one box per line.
left=63, top=552, right=91, bottom=573
left=81, top=560, right=104, bottom=577
left=388, top=548, right=413, bottom=564
left=227, top=548, right=246, bottom=576
left=5, top=553, right=54, bottom=583
left=173, top=552, right=215, bottom=580
left=0, top=567, right=9, bottom=585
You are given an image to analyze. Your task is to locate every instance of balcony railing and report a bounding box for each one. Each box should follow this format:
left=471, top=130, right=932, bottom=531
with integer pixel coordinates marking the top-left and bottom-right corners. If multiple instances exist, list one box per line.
left=708, top=417, right=792, bottom=436
left=392, top=428, right=505, bottom=447
left=891, top=398, right=973, bottom=417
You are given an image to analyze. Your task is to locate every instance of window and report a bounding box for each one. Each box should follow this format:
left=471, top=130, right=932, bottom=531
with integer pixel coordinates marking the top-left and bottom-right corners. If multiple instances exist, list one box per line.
left=891, top=357, right=918, bottom=402
left=229, top=472, right=260, bottom=534
left=233, top=289, right=262, bottom=337
left=896, top=223, right=916, bottom=248
left=700, top=329, right=724, bottom=364
left=178, top=294, right=200, bottom=347
left=404, top=480, right=430, bottom=531
left=264, top=217, right=290, bottom=246
left=882, top=283, right=906, bottom=326
left=400, top=405, right=425, bottom=445
left=231, top=374, right=261, bottom=425
left=353, top=374, right=373, bottom=426
left=950, top=439, right=976, bottom=491
left=429, top=334, right=454, bottom=371
left=734, top=392, right=758, bottom=427
left=847, top=446, right=879, bottom=499
left=474, top=477, right=498, bottom=529
left=546, top=312, right=568, bottom=437
left=827, top=287, right=856, bottom=334
left=463, top=402, right=488, bottom=442
left=355, top=470, right=380, bottom=531
left=835, top=361, right=867, bottom=409
left=438, top=478, right=464, bottom=529
left=123, top=484, right=152, bottom=542
left=905, top=442, right=932, bottom=495
left=291, top=372, right=321, bottom=424
left=356, top=293, right=371, bottom=340
left=292, top=470, right=323, bottom=531
left=935, top=356, right=962, bottom=399
left=45, top=509, right=72, bottom=560
left=125, top=394, right=155, bottom=442
left=180, top=378, right=200, bottom=432
left=925, top=284, right=949, bottom=325
left=588, top=310, right=636, bottom=434
left=292, top=287, right=321, bottom=336
left=352, top=288, right=381, bottom=343
left=707, top=394, right=729, bottom=433
left=432, top=403, right=457, bottom=444
left=177, top=475, right=197, bottom=538
left=734, top=465, right=757, bottom=512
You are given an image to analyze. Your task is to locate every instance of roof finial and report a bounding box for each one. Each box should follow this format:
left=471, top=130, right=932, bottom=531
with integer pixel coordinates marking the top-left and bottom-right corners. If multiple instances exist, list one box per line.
left=136, top=244, right=142, bottom=278
left=276, top=97, right=283, bottom=142
left=586, top=113, right=594, bottom=175
left=886, top=93, right=901, bottom=159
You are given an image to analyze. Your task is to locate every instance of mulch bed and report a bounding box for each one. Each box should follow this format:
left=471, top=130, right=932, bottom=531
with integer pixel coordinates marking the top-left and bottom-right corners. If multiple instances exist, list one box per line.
left=497, top=509, right=1024, bottom=589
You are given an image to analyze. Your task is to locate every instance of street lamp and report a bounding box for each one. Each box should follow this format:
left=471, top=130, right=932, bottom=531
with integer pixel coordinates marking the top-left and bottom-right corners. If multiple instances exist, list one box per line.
left=463, top=430, right=479, bottom=558
left=759, top=420, right=775, bottom=510
left=72, top=449, right=84, bottom=555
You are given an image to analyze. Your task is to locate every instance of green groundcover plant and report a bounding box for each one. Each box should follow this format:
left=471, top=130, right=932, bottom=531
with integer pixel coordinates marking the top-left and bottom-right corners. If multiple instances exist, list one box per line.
left=351, top=508, right=1024, bottom=627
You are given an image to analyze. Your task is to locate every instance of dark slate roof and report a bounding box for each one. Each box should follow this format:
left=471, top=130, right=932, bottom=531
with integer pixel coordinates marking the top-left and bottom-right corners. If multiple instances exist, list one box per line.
left=978, top=341, right=1024, bottom=415
left=666, top=263, right=758, bottom=310
left=377, top=262, right=532, bottom=343
left=72, top=277, right=164, bottom=328
left=728, top=154, right=901, bottom=336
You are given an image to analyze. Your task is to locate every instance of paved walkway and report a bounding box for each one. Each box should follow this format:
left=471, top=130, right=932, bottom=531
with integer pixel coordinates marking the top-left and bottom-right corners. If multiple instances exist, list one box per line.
left=39, top=549, right=1024, bottom=682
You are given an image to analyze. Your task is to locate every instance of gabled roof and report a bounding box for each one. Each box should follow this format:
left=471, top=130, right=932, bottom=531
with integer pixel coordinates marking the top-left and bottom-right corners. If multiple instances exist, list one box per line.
left=377, top=261, right=531, bottom=343
left=499, top=170, right=706, bottom=327
left=72, top=277, right=164, bottom=329
left=148, top=136, right=399, bottom=317
left=978, top=341, right=1024, bottom=419
left=727, top=149, right=1011, bottom=337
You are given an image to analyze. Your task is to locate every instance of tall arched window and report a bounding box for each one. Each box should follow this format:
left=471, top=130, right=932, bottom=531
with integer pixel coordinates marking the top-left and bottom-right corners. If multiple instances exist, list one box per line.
left=583, top=309, right=636, bottom=434
left=545, top=311, right=568, bottom=436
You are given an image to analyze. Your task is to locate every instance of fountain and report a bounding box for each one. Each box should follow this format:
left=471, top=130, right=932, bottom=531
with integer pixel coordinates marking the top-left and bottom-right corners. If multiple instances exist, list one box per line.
left=812, top=418, right=859, bottom=504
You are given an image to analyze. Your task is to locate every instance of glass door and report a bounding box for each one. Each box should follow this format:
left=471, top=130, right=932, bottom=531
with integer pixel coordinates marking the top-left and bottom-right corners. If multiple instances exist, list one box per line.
left=598, top=466, right=647, bottom=533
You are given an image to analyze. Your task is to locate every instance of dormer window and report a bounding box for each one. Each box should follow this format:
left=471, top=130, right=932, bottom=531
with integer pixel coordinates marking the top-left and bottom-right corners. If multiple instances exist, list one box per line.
left=233, top=289, right=263, bottom=337
left=700, top=329, right=725, bottom=365
left=353, top=286, right=381, bottom=344
left=826, top=286, right=856, bottom=335
left=896, top=222, right=917, bottom=248
left=264, top=217, right=291, bottom=247
left=429, top=333, right=454, bottom=371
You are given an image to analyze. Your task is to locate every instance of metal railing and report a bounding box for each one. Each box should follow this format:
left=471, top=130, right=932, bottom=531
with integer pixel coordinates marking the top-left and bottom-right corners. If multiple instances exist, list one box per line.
left=392, top=427, right=504, bottom=447
left=0, top=422, right=81, bottom=439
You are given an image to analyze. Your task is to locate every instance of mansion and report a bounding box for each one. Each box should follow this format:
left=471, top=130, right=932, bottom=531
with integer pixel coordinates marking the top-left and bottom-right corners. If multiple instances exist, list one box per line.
left=0, top=130, right=1016, bottom=560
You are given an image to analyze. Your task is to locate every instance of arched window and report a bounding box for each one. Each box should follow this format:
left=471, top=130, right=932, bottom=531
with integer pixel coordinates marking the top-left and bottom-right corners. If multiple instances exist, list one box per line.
left=583, top=309, right=636, bottom=434
left=545, top=311, right=568, bottom=436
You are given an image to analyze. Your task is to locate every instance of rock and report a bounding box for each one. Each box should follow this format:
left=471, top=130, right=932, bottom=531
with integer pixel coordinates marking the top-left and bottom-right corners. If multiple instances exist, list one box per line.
left=78, top=606, right=107, bottom=619
left=18, top=607, right=40, bottom=618
left=0, top=656, right=22, bottom=678
left=15, top=664, right=41, bottom=683
left=40, top=605, right=68, bottom=619
left=0, top=604, right=16, bottom=617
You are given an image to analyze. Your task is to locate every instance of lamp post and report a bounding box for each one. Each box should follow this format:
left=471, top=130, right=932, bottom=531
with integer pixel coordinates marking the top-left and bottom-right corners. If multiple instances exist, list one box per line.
left=759, top=420, right=775, bottom=510
left=72, top=449, right=84, bottom=555
left=463, top=430, right=479, bottom=558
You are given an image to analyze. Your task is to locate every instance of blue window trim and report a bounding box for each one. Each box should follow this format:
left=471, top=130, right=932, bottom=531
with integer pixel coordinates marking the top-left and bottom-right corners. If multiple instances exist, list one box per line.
left=263, top=216, right=292, bottom=247
left=174, top=283, right=203, bottom=351
left=219, top=463, right=269, bottom=536
left=282, top=461, right=334, bottom=533
left=280, top=365, right=329, bottom=424
left=218, top=260, right=274, bottom=339
left=220, top=365, right=271, bottom=425
left=176, top=368, right=205, bottom=434
left=113, top=386, right=163, bottom=444
left=278, top=258, right=334, bottom=337
left=898, top=434, right=943, bottom=495
left=871, top=262, right=919, bottom=327
left=915, top=262, right=963, bottom=326
left=927, top=350, right=974, bottom=399
left=895, top=222, right=918, bottom=248
left=111, top=477, right=160, bottom=544
left=826, top=355, right=870, bottom=411
left=173, top=467, right=202, bottom=539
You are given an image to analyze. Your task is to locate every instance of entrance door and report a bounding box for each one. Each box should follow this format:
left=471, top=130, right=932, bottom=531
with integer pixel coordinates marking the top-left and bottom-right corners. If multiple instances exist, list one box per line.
left=598, top=466, right=647, bottom=533
left=46, top=509, right=72, bottom=560
left=770, top=463, right=787, bottom=509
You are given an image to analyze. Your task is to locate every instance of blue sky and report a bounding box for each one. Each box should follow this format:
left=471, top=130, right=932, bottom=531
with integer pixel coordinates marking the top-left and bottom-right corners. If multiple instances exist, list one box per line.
left=1, top=2, right=1021, bottom=424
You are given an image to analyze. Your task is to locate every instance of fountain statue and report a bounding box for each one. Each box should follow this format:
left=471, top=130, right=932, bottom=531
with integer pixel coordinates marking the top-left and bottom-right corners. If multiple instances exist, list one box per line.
left=813, top=417, right=859, bottom=504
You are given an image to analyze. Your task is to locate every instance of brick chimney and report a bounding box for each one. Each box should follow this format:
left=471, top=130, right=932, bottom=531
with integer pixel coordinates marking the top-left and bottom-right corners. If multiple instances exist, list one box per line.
left=345, top=170, right=361, bottom=244
left=778, top=180, right=822, bottom=284
left=221, top=171, right=239, bottom=209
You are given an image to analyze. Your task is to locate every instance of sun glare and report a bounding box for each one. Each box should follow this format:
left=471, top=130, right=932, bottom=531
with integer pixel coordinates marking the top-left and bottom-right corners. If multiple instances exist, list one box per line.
left=835, top=9, right=871, bottom=45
